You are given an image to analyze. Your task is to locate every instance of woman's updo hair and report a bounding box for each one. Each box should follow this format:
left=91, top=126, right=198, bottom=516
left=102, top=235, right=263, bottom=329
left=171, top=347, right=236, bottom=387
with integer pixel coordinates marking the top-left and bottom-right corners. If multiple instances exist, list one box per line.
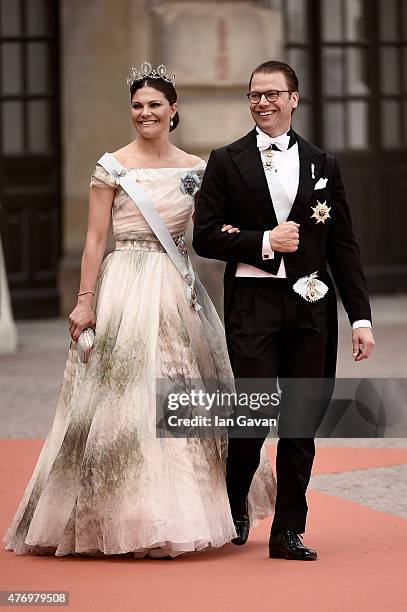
left=130, top=77, right=180, bottom=132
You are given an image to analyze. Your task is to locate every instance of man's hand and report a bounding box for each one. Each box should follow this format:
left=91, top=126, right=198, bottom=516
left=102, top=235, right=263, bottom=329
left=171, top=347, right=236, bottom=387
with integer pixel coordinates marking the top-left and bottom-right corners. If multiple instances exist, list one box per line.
left=269, top=221, right=300, bottom=252
left=352, top=328, right=375, bottom=361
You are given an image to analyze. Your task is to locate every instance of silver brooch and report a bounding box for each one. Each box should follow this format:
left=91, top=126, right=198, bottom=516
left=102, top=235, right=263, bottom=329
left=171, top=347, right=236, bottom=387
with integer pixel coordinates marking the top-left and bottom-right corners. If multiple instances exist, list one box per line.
left=111, top=168, right=127, bottom=186
left=180, top=172, right=201, bottom=196
left=311, top=200, right=331, bottom=224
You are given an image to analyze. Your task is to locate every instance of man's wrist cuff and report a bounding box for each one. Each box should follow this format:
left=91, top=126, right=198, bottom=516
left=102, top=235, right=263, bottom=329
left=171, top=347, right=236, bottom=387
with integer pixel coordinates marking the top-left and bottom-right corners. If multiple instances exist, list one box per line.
left=352, top=319, right=372, bottom=329
left=262, top=231, right=274, bottom=260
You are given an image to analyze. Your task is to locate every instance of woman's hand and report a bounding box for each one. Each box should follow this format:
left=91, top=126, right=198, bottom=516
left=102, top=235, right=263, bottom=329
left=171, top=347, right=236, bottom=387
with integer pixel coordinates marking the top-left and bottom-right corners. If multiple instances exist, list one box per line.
left=221, top=224, right=240, bottom=234
left=68, top=297, right=96, bottom=342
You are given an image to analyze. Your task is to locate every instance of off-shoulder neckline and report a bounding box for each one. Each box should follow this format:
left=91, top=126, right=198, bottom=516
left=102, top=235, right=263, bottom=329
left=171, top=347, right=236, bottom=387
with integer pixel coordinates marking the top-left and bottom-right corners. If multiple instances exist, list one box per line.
left=107, top=153, right=205, bottom=171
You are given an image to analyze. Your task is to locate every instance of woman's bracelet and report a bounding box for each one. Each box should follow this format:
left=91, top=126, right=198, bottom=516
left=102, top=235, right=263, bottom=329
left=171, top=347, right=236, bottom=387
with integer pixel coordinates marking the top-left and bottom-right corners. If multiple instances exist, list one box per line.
left=78, top=290, right=95, bottom=296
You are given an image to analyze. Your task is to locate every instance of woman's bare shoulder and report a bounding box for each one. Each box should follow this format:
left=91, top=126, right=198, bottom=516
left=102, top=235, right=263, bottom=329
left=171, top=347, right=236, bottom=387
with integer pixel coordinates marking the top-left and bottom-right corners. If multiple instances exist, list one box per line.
left=110, top=144, right=135, bottom=165
left=187, top=154, right=205, bottom=167
left=173, top=148, right=205, bottom=167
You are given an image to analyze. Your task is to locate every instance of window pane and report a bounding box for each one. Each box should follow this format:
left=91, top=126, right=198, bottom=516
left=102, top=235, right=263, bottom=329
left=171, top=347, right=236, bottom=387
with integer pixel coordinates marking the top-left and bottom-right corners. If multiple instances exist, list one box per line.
left=1, top=101, right=24, bottom=153
left=324, top=102, right=345, bottom=150
left=287, top=48, right=311, bottom=96
left=291, top=103, right=312, bottom=140
left=346, top=48, right=369, bottom=94
left=347, top=101, right=368, bottom=149
left=1, top=43, right=22, bottom=95
left=344, top=0, right=365, bottom=41
left=322, top=0, right=343, bottom=41
left=380, top=47, right=400, bottom=94
left=26, top=0, right=50, bottom=35
left=323, top=47, right=345, bottom=95
left=27, top=100, right=50, bottom=153
left=0, top=0, right=21, bottom=36
left=379, top=0, right=399, bottom=40
left=27, top=42, right=49, bottom=94
left=286, top=0, right=308, bottom=43
left=381, top=100, right=401, bottom=148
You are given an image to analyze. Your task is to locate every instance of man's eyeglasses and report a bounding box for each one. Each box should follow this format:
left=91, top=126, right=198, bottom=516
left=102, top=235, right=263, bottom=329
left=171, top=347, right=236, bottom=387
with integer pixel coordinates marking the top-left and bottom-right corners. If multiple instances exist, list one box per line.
left=246, top=90, right=295, bottom=104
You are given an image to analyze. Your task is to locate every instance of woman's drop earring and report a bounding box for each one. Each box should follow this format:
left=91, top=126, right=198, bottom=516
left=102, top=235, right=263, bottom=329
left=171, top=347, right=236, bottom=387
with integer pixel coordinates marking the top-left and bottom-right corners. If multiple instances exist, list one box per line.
left=170, top=116, right=174, bottom=127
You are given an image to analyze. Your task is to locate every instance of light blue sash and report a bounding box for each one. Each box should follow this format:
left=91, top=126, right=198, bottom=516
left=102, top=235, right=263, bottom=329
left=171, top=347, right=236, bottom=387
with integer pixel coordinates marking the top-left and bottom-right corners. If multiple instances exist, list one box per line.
left=97, top=152, right=201, bottom=311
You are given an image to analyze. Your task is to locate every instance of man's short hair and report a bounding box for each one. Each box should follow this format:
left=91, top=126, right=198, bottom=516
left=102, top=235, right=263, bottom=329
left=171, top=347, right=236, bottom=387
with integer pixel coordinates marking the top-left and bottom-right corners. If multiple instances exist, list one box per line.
left=249, top=60, right=299, bottom=93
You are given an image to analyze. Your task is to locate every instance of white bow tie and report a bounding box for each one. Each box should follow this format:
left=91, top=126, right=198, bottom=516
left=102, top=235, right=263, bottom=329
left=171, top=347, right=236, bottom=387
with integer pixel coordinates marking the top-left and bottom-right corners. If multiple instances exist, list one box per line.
left=256, top=130, right=290, bottom=152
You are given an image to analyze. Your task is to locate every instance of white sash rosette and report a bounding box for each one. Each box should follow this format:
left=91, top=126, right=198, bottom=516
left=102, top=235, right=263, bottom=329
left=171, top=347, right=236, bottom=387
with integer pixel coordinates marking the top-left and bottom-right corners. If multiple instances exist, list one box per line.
left=293, top=271, right=328, bottom=302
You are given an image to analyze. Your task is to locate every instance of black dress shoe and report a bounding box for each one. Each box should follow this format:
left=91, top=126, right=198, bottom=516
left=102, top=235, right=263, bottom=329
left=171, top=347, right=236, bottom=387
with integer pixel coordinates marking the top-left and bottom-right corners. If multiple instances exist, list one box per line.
left=269, top=529, right=317, bottom=560
left=231, top=514, right=250, bottom=546
left=231, top=499, right=250, bottom=546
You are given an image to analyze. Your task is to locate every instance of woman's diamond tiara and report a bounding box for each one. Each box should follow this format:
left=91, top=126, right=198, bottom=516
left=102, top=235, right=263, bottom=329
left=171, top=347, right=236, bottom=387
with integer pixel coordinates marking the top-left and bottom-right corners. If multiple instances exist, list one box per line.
left=126, top=61, right=176, bottom=89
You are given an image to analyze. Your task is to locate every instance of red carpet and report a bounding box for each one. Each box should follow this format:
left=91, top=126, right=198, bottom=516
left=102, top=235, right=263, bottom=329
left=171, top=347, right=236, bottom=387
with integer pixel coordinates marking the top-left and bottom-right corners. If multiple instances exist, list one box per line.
left=1, top=440, right=406, bottom=612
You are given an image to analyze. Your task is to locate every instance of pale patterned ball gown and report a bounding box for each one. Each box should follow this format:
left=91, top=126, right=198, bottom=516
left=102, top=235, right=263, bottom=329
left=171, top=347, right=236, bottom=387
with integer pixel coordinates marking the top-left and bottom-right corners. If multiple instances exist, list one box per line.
left=3, top=157, right=276, bottom=559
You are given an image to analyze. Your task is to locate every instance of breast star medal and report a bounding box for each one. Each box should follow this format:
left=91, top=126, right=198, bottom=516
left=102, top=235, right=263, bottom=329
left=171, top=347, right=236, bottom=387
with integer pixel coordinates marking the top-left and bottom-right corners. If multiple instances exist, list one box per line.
left=263, top=146, right=274, bottom=171
left=311, top=200, right=331, bottom=224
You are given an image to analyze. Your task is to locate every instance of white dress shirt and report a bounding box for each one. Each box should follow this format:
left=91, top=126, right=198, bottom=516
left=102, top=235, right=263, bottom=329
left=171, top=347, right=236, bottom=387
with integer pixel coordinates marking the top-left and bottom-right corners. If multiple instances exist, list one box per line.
left=235, top=129, right=299, bottom=278
left=235, top=127, right=371, bottom=330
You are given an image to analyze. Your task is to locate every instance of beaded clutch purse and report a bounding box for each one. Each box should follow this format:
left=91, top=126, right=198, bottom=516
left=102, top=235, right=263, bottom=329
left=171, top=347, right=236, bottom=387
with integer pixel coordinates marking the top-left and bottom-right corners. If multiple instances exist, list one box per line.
left=76, top=327, right=95, bottom=364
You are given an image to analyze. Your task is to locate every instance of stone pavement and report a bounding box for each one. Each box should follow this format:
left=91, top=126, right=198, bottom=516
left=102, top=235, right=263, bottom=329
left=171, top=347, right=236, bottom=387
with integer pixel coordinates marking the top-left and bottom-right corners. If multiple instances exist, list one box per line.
left=0, top=296, right=406, bottom=612
left=0, top=294, right=406, bottom=519
left=1, top=440, right=407, bottom=612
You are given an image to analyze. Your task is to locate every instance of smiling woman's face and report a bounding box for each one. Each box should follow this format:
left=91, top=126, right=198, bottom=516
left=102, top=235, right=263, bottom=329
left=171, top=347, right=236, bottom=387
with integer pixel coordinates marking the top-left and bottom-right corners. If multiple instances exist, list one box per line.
left=130, top=85, right=177, bottom=138
left=249, top=71, right=298, bottom=137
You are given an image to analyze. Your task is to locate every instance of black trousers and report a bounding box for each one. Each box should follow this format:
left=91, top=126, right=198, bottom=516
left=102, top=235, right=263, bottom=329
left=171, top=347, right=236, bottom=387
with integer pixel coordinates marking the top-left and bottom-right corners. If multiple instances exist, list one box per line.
left=225, top=277, right=328, bottom=535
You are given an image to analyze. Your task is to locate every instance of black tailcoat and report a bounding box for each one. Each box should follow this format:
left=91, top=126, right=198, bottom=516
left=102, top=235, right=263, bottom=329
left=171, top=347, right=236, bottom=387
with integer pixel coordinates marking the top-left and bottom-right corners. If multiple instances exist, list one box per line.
left=193, top=127, right=372, bottom=378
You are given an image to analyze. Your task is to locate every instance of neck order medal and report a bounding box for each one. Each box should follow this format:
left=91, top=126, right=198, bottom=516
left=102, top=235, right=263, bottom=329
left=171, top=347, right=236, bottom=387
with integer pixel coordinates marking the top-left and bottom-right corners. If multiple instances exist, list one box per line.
left=263, top=146, right=274, bottom=171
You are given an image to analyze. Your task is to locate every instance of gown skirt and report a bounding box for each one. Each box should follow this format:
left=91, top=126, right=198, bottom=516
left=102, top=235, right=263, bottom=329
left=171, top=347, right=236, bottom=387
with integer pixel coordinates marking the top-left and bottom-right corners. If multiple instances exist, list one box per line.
left=3, top=236, right=276, bottom=558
